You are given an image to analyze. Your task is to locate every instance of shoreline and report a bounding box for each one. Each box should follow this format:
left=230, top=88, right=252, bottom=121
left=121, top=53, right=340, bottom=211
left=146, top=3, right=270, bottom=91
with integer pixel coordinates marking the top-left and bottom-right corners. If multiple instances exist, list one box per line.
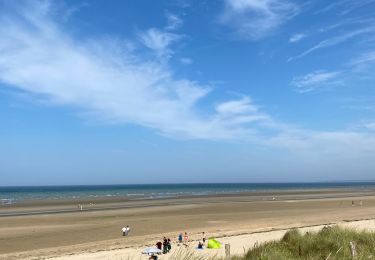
left=2, top=187, right=375, bottom=215
left=2, top=182, right=375, bottom=205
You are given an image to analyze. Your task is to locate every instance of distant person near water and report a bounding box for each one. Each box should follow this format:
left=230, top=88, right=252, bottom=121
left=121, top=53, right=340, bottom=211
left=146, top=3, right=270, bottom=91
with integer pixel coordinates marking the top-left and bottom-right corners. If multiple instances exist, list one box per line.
left=125, top=225, right=130, bottom=235
left=122, top=225, right=130, bottom=236
left=121, top=227, right=126, bottom=236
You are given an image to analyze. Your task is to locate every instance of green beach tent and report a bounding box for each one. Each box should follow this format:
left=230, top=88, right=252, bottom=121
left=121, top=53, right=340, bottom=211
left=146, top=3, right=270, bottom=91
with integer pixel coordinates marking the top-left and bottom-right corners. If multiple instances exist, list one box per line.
left=207, top=238, right=221, bottom=249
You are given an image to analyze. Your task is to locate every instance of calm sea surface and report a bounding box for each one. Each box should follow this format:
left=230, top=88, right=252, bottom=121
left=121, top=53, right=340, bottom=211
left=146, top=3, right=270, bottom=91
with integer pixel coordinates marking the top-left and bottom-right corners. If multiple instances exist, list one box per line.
left=1, top=182, right=375, bottom=202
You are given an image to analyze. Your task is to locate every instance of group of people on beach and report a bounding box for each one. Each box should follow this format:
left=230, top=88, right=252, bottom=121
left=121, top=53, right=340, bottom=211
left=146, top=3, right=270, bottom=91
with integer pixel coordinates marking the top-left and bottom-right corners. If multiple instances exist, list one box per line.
left=177, top=232, right=189, bottom=246
left=120, top=226, right=207, bottom=258
left=155, top=237, right=172, bottom=254
left=178, top=231, right=206, bottom=248
left=150, top=231, right=206, bottom=257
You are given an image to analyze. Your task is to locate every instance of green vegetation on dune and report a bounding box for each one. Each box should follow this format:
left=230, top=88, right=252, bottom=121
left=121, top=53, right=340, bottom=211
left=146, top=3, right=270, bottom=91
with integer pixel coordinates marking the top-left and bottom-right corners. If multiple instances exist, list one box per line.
left=232, top=226, right=375, bottom=260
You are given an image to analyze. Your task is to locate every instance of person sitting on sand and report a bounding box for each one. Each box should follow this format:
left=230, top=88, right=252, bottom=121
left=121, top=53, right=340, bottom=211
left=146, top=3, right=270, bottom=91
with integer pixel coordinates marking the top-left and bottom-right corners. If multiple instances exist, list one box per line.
left=197, top=241, right=203, bottom=249
left=163, top=237, right=168, bottom=254
left=156, top=241, right=162, bottom=250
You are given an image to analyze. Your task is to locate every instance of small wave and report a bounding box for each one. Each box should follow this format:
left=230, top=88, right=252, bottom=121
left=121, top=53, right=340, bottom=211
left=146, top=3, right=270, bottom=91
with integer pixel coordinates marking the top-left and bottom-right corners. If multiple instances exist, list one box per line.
left=1, top=198, right=16, bottom=205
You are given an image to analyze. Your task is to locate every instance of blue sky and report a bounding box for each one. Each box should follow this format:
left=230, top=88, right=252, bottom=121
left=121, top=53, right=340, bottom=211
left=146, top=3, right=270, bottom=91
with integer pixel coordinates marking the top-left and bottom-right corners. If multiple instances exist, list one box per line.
left=1, top=0, right=375, bottom=185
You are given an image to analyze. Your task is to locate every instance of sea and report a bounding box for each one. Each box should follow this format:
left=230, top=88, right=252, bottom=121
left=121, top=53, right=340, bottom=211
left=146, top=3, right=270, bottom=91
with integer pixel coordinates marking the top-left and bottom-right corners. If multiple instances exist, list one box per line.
left=1, top=182, right=375, bottom=203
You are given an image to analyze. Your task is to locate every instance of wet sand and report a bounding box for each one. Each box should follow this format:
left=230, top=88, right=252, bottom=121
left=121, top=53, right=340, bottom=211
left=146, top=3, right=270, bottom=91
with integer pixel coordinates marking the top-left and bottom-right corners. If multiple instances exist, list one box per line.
left=1, top=189, right=375, bottom=259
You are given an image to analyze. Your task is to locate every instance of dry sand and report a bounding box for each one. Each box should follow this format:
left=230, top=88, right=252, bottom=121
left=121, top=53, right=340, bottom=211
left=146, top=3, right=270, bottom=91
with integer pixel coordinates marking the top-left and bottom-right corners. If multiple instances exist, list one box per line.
left=48, top=219, right=375, bottom=260
left=1, top=189, right=375, bottom=259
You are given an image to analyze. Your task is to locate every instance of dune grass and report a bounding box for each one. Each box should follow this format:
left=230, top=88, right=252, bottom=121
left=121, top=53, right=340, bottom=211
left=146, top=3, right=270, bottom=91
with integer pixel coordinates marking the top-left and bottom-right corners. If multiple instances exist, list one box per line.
left=167, top=246, right=217, bottom=260
left=231, top=226, right=375, bottom=260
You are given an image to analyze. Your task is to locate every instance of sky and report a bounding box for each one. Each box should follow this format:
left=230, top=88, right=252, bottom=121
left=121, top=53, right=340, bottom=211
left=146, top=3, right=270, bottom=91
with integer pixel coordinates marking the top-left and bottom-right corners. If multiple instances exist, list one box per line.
left=1, top=0, right=375, bottom=185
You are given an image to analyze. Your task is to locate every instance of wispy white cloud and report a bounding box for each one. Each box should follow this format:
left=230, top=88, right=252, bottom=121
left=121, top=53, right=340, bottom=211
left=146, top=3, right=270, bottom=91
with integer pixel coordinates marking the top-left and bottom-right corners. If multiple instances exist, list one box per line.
left=289, top=33, right=306, bottom=43
left=0, top=0, right=276, bottom=141
left=138, top=13, right=183, bottom=59
left=315, top=0, right=375, bottom=15
left=180, top=57, right=193, bottom=64
left=351, top=120, right=375, bottom=131
left=314, top=0, right=352, bottom=15
left=216, top=97, right=257, bottom=114
left=363, top=122, right=375, bottom=130
left=350, top=51, right=375, bottom=65
left=292, top=50, right=375, bottom=94
left=289, top=27, right=375, bottom=61
left=290, top=70, right=342, bottom=93
left=62, top=1, right=89, bottom=22
left=165, top=13, right=183, bottom=31
left=138, top=28, right=181, bottom=58
left=318, top=17, right=375, bottom=33
left=220, top=0, right=299, bottom=40
left=2, top=0, right=375, bottom=164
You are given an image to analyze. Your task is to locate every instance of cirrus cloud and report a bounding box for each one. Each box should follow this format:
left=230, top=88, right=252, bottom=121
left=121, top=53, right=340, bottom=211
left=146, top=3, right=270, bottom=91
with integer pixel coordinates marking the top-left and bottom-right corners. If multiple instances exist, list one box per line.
left=290, top=70, right=343, bottom=93
left=220, top=0, right=299, bottom=40
left=0, top=0, right=276, bottom=141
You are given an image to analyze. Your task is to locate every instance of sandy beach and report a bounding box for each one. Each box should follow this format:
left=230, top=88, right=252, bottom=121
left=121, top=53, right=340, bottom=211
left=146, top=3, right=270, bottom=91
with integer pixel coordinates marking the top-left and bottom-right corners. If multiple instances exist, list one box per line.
left=47, top=219, right=375, bottom=260
left=1, top=189, right=375, bottom=259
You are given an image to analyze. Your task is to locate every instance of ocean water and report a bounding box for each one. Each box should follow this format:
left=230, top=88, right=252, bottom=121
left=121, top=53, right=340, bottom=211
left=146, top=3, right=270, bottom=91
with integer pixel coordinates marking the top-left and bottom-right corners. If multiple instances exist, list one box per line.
left=1, top=182, right=375, bottom=202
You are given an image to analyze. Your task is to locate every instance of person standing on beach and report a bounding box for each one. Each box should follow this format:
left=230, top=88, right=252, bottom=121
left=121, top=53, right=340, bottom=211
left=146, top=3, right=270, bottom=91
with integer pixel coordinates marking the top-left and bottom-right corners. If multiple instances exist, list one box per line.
left=202, top=232, right=206, bottom=244
left=162, top=237, right=168, bottom=254
left=178, top=233, right=183, bottom=245
left=183, top=232, right=189, bottom=247
left=122, top=226, right=127, bottom=236
left=125, top=225, right=130, bottom=236
left=167, top=238, right=171, bottom=252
